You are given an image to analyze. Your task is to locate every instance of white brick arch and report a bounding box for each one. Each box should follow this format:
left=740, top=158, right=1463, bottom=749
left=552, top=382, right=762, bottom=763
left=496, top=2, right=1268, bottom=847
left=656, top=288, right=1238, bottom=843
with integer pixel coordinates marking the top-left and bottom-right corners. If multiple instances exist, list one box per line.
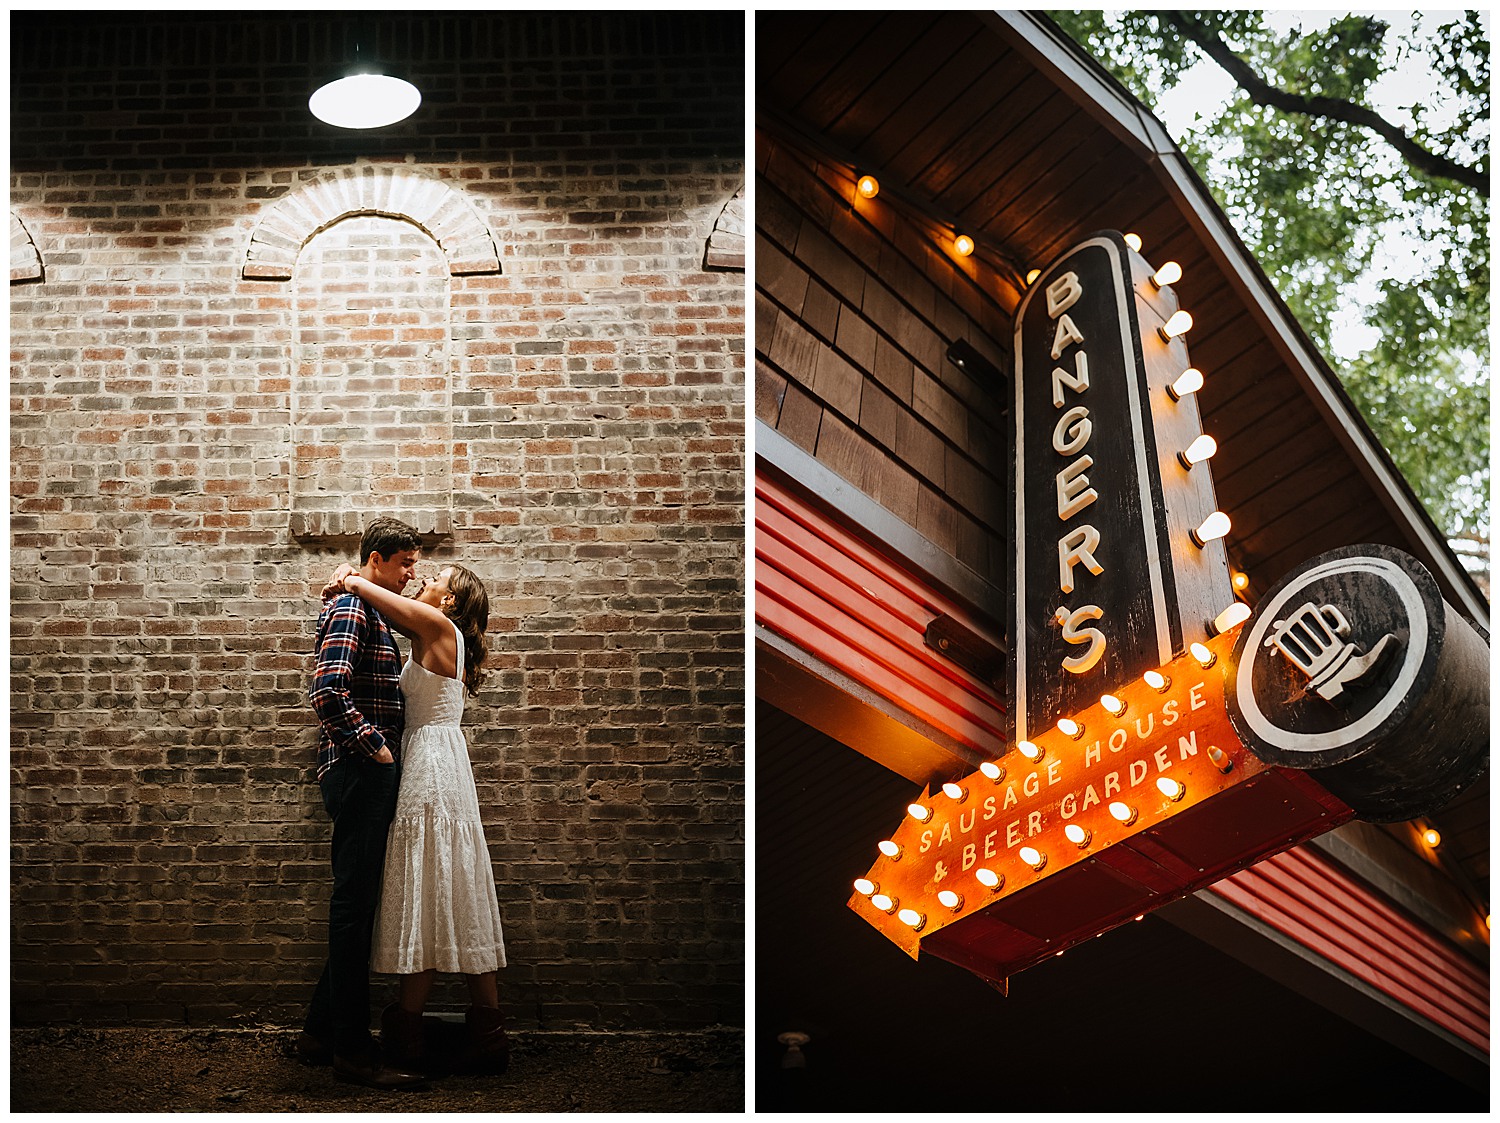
left=241, top=166, right=501, bottom=281
left=11, top=210, right=42, bottom=283
left=704, top=184, right=745, bottom=271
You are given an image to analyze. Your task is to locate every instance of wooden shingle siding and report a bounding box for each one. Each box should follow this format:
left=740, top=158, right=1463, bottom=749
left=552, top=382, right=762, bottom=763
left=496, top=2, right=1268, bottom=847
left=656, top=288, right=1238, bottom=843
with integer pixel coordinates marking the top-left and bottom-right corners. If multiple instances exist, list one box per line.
left=756, top=137, right=1011, bottom=579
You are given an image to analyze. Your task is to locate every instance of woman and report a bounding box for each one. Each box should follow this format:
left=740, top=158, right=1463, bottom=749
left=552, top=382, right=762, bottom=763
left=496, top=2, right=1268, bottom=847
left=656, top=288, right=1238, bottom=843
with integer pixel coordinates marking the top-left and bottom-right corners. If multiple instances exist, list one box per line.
left=326, top=560, right=509, bottom=1076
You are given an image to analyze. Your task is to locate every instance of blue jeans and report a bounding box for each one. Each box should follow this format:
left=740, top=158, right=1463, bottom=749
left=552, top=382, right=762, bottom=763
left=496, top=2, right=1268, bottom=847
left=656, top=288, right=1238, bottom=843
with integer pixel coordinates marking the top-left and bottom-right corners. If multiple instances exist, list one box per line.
left=303, top=756, right=400, bottom=1057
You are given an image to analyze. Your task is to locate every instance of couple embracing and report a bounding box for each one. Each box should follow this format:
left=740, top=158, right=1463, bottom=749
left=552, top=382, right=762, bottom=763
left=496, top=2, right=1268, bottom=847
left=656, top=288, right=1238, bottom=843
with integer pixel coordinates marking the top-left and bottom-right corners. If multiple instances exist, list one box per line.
left=299, top=517, right=508, bottom=1090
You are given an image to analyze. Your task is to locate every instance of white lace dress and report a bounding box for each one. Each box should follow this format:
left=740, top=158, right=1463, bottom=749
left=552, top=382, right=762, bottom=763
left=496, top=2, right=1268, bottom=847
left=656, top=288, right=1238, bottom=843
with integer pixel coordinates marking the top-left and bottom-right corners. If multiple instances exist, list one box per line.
left=372, top=623, right=507, bottom=975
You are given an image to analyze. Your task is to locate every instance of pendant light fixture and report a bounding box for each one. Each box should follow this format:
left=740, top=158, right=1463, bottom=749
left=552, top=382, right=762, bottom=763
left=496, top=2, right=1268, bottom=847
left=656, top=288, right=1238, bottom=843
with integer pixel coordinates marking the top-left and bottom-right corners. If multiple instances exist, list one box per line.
left=309, top=22, right=421, bottom=129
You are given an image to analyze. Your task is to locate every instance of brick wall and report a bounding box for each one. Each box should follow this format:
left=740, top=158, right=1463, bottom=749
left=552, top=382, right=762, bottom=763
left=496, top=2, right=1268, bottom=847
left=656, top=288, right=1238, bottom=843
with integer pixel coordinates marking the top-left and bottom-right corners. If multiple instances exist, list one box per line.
left=10, top=12, right=745, bottom=1031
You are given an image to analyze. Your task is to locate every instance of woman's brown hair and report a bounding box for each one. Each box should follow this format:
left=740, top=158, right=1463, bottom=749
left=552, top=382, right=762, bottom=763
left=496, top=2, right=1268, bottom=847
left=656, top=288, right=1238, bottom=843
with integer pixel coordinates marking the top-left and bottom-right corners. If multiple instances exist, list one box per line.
left=442, top=564, right=490, bottom=697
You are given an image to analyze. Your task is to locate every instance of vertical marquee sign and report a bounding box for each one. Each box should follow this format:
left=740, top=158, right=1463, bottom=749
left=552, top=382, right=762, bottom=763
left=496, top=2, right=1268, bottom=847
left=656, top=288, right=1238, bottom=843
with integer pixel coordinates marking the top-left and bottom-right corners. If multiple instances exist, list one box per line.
left=1011, top=231, right=1231, bottom=740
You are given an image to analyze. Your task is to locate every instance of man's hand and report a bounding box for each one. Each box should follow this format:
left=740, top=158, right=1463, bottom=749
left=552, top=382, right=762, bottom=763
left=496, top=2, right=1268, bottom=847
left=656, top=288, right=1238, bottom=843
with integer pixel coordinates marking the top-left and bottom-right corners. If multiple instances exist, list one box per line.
left=373, top=747, right=394, bottom=764
left=320, top=563, right=359, bottom=601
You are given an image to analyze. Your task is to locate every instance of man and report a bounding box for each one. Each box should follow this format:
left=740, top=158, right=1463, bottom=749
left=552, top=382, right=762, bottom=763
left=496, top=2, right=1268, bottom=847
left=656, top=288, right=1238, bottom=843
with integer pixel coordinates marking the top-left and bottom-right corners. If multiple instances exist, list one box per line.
left=300, top=517, right=425, bottom=1089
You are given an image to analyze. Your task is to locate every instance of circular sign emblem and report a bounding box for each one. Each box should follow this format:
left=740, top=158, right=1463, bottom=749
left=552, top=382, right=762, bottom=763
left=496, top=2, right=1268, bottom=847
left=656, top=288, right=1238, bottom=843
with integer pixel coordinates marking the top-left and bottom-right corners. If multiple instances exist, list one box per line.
left=1226, top=544, right=1443, bottom=770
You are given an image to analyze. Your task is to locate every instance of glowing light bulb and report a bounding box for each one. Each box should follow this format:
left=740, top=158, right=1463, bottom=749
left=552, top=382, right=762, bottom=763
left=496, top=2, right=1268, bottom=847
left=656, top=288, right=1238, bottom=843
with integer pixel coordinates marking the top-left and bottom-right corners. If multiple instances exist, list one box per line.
left=979, top=761, right=1004, bottom=782
left=1018, top=846, right=1046, bottom=871
left=937, top=889, right=963, bottom=910
left=1212, top=602, right=1252, bottom=635
left=975, top=868, right=1003, bottom=890
left=1056, top=717, right=1083, bottom=738
left=1124, top=232, right=1142, bottom=252
left=1190, top=642, right=1216, bottom=668
left=870, top=893, right=896, bottom=912
left=877, top=840, right=902, bottom=859
left=1143, top=669, right=1170, bottom=692
left=1231, top=569, right=1250, bottom=591
left=954, top=234, right=975, bottom=257
left=1158, top=310, right=1193, bottom=341
left=1178, top=434, right=1218, bottom=468
left=1422, top=828, right=1442, bottom=848
left=898, top=908, right=926, bottom=930
left=309, top=73, right=422, bottom=129
left=1100, top=693, right=1125, bottom=716
left=853, top=878, right=877, bottom=896
left=1168, top=367, right=1204, bottom=401
left=1191, top=511, right=1231, bottom=547
left=1108, top=801, right=1138, bottom=825
left=1151, top=261, right=1183, bottom=288
left=1157, top=776, right=1186, bottom=801
left=1064, top=823, right=1091, bottom=847
left=942, top=782, right=967, bottom=802
left=1025, top=268, right=1041, bottom=285
left=856, top=174, right=880, bottom=199
left=907, top=802, right=932, bottom=823
left=1016, top=741, right=1042, bottom=761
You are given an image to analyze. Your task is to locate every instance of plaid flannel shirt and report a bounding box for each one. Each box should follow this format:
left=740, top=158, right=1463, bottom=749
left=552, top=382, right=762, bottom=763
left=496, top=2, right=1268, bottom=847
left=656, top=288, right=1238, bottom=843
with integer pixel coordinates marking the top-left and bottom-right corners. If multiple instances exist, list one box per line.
left=310, top=592, right=405, bottom=779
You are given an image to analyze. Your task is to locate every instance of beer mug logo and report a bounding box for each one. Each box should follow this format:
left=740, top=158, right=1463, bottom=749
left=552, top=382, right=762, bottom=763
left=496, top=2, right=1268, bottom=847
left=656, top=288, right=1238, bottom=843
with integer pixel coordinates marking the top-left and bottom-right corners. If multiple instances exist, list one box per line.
left=1264, top=602, right=1400, bottom=704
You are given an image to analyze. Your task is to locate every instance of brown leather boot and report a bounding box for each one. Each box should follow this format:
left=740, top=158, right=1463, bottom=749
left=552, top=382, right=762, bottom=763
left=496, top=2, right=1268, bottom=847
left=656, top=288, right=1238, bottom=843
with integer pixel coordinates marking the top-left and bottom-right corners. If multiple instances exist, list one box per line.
left=459, top=1004, right=511, bottom=1075
left=380, top=1003, right=429, bottom=1072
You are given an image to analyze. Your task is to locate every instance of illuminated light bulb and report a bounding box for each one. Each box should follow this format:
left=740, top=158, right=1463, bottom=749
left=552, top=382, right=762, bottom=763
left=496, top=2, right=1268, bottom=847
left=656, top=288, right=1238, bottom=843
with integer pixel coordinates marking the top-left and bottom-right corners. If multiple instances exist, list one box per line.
left=309, top=72, right=422, bottom=130
left=877, top=840, right=902, bottom=860
left=1158, top=310, right=1193, bottom=341
left=1178, top=433, right=1218, bottom=469
left=1100, top=693, right=1125, bottom=716
left=1056, top=717, right=1083, bottom=739
left=1108, top=801, right=1138, bottom=825
left=1124, top=232, right=1142, bottom=252
left=954, top=233, right=975, bottom=257
left=1018, top=846, right=1047, bottom=871
left=856, top=174, right=880, bottom=199
left=853, top=878, right=878, bottom=896
left=937, top=889, right=964, bottom=911
left=1191, top=510, right=1231, bottom=548
left=1150, top=261, right=1183, bottom=288
left=1422, top=828, right=1442, bottom=848
left=942, top=782, right=968, bottom=803
left=898, top=907, right=926, bottom=931
left=1025, top=268, right=1041, bottom=285
left=979, top=761, right=1005, bottom=782
left=1016, top=740, right=1043, bottom=762
left=975, top=867, right=1003, bottom=891
left=1231, top=569, right=1250, bottom=591
left=1212, top=602, right=1252, bottom=635
left=1135, top=914, right=1145, bottom=922
left=907, top=802, right=932, bottom=823
left=1190, top=642, right=1216, bottom=668
left=1157, top=776, right=1186, bottom=801
left=1064, top=823, right=1091, bottom=847
left=1207, top=745, right=1233, bottom=773
left=1167, top=367, right=1204, bottom=401
left=870, top=893, right=896, bottom=912
left=1143, top=669, right=1170, bottom=692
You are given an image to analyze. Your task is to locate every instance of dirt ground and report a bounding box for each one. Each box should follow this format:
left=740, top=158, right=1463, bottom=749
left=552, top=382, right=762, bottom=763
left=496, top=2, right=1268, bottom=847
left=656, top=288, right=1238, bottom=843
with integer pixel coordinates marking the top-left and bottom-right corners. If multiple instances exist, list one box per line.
left=10, top=1025, right=745, bottom=1114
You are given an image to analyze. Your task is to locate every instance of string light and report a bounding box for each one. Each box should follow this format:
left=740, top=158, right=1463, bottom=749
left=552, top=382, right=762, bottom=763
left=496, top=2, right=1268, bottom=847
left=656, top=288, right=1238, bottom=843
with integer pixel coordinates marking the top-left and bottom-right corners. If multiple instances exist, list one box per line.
left=1057, top=717, right=1083, bottom=739
left=1168, top=367, right=1204, bottom=400
left=1016, top=741, right=1043, bottom=762
left=1143, top=670, right=1170, bottom=692
left=937, top=889, right=964, bottom=911
left=870, top=893, right=897, bottom=913
left=975, top=868, right=1004, bottom=891
left=907, top=802, right=932, bottom=823
left=1124, top=232, right=1142, bottom=251
left=1064, top=823, right=1091, bottom=847
left=1018, top=846, right=1047, bottom=871
left=1422, top=828, right=1442, bottom=848
left=1212, top=602, right=1252, bottom=634
left=1231, top=569, right=1251, bottom=592
left=1026, top=268, right=1041, bottom=284
left=979, top=761, right=1005, bottom=782
left=898, top=908, right=927, bottom=931
left=1150, top=261, right=1182, bottom=288
left=1190, top=642, right=1216, bottom=668
left=1108, top=801, right=1138, bottom=825
left=877, top=840, right=902, bottom=859
left=853, top=878, right=878, bottom=896
left=1157, top=776, right=1186, bottom=801
left=954, top=234, right=975, bottom=257
left=1178, top=434, right=1218, bottom=469
left=1100, top=693, right=1126, bottom=716
left=856, top=174, right=880, bottom=199
left=1158, top=310, right=1193, bottom=341
left=1191, top=511, right=1231, bottom=547
left=942, top=782, right=968, bottom=802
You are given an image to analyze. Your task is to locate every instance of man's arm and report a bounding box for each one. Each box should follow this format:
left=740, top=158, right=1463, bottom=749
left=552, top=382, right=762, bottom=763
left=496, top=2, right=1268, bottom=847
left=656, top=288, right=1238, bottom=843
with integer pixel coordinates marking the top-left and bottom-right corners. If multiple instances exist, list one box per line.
left=309, top=594, right=394, bottom=764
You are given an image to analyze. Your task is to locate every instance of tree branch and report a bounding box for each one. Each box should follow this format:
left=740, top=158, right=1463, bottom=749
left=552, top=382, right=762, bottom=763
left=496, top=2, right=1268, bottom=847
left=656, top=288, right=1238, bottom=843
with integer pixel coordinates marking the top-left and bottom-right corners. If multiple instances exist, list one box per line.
left=1165, top=13, right=1488, bottom=196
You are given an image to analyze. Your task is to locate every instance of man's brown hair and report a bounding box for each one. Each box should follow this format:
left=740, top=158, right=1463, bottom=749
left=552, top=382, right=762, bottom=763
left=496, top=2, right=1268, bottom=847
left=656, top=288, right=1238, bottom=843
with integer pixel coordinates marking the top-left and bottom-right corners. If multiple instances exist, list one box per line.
left=359, top=517, right=423, bottom=564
